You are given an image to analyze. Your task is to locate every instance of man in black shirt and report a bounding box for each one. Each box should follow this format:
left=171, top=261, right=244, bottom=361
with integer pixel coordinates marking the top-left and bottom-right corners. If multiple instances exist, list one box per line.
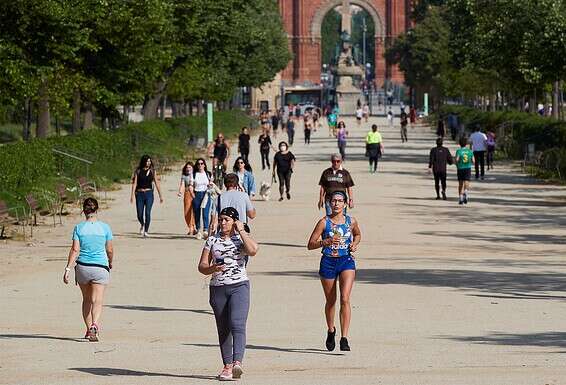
left=238, top=127, right=251, bottom=162
left=428, top=138, right=453, bottom=200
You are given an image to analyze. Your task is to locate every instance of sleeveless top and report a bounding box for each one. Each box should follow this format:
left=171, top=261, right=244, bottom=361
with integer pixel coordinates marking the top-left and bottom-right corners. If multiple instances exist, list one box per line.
left=214, top=141, right=228, bottom=159
left=136, top=168, right=154, bottom=190
left=321, top=215, right=353, bottom=258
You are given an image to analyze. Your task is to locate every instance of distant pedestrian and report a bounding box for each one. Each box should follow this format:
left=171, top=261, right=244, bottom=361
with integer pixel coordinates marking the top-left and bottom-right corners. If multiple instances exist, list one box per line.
left=469, top=125, right=487, bottom=180
left=355, top=106, right=363, bottom=126
left=304, top=113, right=313, bottom=144
left=258, top=132, right=274, bottom=170
left=271, top=111, right=280, bottom=138
left=436, top=116, right=446, bottom=138
left=130, top=155, right=164, bottom=237
left=193, top=158, right=214, bottom=239
left=318, top=154, right=355, bottom=215
left=387, top=109, right=394, bottom=128
left=327, top=110, right=338, bottom=137
left=486, top=130, right=496, bottom=170
left=362, top=103, right=370, bottom=122
left=286, top=119, right=295, bottom=146
left=210, top=173, right=256, bottom=233
left=177, top=161, right=196, bottom=235
left=238, top=127, right=251, bottom=163
left=455, top=137, right=475, bottom=205
left=428, top=138, right=453, bottom=200
left=63, top=198, right=113, bottom=342
left=400, top=110, right=408, bottom=142
left=336, top=121, right=348, bottom=161
left=365, top=124, right=383, bottom=173
left=273, top=141, right=296, bottom=201
left=198, top=207, right=259, bottom=381
left=409, top=106, right=417, bottom=127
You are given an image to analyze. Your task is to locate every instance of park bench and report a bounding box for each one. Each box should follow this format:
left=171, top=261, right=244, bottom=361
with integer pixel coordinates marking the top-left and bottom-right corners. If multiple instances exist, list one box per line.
left=0, top=200, right=26, bottom=239
left=25, top=193, right=59, bottom=237
left=78, top=176, right=97, bottom=200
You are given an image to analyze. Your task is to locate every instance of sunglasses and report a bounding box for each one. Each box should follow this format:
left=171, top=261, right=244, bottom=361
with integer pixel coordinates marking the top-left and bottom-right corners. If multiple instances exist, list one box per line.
left=197, top=162, right=205, bottom=165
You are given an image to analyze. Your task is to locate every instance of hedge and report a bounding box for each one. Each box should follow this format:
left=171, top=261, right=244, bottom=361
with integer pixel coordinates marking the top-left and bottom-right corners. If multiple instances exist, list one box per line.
left=0, top=110, right=253, bottom=209
left=439, top=105, right=566, bottom=180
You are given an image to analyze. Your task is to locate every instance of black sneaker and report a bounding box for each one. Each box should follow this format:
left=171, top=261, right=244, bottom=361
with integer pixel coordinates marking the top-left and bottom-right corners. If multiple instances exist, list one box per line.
left=278, top=197, right=284, bottom=202
left=340, top=337, right=350, bottom=351
left=286, top=192, right=291, bottom=200
left=435, top=196, right=441, bottom=200
left=442, top=192, right=447, bottom=200
left=325, top=328, right=336, bottom=351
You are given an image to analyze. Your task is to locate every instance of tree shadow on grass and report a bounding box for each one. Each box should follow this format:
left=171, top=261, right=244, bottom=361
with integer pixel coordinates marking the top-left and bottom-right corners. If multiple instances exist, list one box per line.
left=69, top=367, right=215, bottom=380
left=438, top=332, right=566, bottom=353
left=184, top=342, right=343, bottom=356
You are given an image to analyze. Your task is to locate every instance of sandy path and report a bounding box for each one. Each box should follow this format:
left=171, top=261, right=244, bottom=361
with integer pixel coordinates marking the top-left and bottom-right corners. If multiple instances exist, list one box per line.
left=1, top=116, right=566, bottom=385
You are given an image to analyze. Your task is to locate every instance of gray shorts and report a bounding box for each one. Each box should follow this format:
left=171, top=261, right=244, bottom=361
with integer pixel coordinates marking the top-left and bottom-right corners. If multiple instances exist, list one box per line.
left=75, top=264, right=110, bottom=285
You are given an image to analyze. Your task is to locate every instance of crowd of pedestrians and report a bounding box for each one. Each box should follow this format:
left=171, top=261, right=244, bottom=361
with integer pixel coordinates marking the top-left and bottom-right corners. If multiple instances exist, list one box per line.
left=62, top=100, right=503, bottom=381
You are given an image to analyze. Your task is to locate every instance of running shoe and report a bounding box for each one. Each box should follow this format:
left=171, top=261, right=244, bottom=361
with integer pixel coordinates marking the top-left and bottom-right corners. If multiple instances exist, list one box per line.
left=143, top=231, right=150, bottom=238
left=340, top=337, right=350, bottom=351
left=218, top=367, right=233, bottom=381
left=139, top=225, right=144, bottom=235
left=286, top=192, right=291, bottom=200
left=435, top=196, right=441, bottom=200
left=463, top=192, right=468, bottom=204
left=196, top=231, right=203, bottom=240
left=278, top=197, right=284, bottom=202
left=458, top=199, right=464, bottom=205
left=442, top=192, right=447, bottom=200
left=88, top=323, right=99, bottom=342
left=325, top=327, right=336, bottom=351
left=203, top=231, right=209, bottom=239
left=84, top=329, right=90, bottom=339
left=232, top=362, right=243, bottom=379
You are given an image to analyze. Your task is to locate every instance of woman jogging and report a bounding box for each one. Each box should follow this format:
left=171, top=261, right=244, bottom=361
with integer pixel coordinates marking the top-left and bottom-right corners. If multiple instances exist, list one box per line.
left=63, top=198, right=113, bottom=342
left=198, top=207, right=259, bottom=381
left=233, top=157, right=256, bottom=197
left=307, top=191, right=361, bottom=352
left=193, top=158, right=214, bottom=239
left=178, top=161, right=196, bottom=235
left=130, top=155, right=163, bottom=237
left=304, top=113, right=313, bottom=144
left=336, top=121, right=348, bottom=161
left=272, top=141, right=296, bottom=201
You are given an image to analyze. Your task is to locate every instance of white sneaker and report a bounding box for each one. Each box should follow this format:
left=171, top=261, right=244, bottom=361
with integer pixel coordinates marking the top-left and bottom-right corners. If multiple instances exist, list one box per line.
left=218, top=367, right=233, bottom=381
left=196, top=231, right=203, bottom=240
left=139, top=226, right=144, bottom=235
left=143, top=231, right=150, bottom=238
left=203, top=231, right=209, bottom=239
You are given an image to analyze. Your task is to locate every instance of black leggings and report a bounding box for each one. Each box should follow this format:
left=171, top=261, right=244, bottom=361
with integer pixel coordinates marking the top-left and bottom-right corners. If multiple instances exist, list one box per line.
left=369, top=156, right=379, bottom=171
left=304, top=129, right=311, bottom=144
left=277, top=170, right=292, bottom=196
left=260, top=149, right=270, bottom=169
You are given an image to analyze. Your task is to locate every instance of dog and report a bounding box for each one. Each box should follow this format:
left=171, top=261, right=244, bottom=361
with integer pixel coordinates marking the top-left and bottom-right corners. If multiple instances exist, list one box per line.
left=258, top=181, right=271, bottom=201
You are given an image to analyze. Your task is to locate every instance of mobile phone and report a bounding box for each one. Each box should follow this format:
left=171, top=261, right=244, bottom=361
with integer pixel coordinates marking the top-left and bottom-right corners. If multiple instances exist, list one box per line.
left=215, top=258, right=225, bottom=265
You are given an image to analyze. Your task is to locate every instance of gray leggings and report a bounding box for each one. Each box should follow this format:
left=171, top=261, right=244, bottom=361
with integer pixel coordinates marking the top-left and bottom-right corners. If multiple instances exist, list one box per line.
left=209, top=281, right=250, bottom=364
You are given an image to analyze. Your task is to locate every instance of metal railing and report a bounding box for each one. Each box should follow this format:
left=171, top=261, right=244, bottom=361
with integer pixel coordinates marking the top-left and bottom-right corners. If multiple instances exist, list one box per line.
left=52, top=148, right=93, bottom=179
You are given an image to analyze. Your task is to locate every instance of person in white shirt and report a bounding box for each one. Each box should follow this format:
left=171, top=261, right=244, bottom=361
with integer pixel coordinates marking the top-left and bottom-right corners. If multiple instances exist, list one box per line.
left=469, top=125, right=488, bottom=180
left=355, top=107, right=363, bottom=126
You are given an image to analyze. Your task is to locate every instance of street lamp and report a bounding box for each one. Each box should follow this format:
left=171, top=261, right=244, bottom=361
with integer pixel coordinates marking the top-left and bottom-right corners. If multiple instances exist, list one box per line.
left=362, top=17, right=367, bottom=69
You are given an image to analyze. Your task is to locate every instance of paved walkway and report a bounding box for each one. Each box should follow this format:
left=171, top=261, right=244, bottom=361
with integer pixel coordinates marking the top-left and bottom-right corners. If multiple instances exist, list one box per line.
left=1, top=116, right=566, bottom=384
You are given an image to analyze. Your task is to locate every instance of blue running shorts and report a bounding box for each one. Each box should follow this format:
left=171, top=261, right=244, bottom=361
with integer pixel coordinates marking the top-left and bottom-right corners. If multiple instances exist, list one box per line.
left=319, top=255, right=356, bottom=280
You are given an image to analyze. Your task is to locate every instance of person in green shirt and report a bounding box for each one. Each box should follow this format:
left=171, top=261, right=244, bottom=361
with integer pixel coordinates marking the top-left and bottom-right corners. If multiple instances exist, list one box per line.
left=455, top=136, right=475, bottom=205
left=365, top=124, right=384, bottom=173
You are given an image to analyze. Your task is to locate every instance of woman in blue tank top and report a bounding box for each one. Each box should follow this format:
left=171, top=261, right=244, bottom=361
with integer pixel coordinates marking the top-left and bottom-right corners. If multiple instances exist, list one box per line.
left=307, top=191, right=361, bottom=352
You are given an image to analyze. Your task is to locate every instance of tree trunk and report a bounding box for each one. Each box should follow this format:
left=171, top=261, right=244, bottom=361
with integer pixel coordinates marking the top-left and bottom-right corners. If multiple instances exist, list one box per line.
left=490, top=93, right=496, bottom=112
left=160, top=95, right=166, bottom=120
left=553, top=80, right=559, bottom=119
left=188, top=100, right=194, bottom=116
left=71, top=88, right=81, bottom=134
left=36, top=82, right=50, bottom=138
left=83, top=103, right=93, bottom=129
left=196, top=100, right=203, bottom=116
left=22, top=99, right=32, bottom=141
left=143, top=81, right=166, bottom=120
left=171, top=102, right=179, bottom=118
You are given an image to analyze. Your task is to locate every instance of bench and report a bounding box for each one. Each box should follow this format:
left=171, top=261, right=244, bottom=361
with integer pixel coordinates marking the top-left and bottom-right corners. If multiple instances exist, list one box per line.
left=0, top=200, right=25, bottom=239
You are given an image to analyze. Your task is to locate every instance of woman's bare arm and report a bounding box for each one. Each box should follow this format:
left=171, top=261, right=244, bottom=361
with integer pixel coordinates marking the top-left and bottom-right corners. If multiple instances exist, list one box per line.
left=307, top=218, right=331, bottom=250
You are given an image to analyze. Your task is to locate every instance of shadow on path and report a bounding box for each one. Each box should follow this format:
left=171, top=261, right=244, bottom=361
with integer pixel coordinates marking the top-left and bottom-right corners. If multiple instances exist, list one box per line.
left=106, top=305, right=212, bottom=315
left=184, top=342, right=343, bottom=357
left=261, top=268, right=566, bottom=301
left=259, top=241, right=305, bottom=249
left=0, top=334, right=83, bottom=342
left=69, top=367, right=215, bottom=380
left=438, top=331, right=566, bottom=353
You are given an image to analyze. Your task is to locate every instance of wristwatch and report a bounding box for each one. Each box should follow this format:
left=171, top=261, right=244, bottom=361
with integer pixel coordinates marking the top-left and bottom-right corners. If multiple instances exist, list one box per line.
left=64, top=267, right=71, bottom=272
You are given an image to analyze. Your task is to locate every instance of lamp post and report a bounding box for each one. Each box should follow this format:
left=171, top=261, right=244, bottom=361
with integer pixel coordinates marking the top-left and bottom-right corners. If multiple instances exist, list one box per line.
left=362, top=17, right=367, bottom=69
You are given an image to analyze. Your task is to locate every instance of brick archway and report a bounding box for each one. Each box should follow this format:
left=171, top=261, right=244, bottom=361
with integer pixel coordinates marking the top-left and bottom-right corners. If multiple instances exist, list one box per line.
left=279, top=0, right=408, bottom=86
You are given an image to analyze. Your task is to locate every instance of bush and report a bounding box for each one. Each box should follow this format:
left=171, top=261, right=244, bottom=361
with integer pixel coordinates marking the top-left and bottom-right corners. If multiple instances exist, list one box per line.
left=439, top=106, right=566, bottom=180
left=0, top=110, right=253, bottom=209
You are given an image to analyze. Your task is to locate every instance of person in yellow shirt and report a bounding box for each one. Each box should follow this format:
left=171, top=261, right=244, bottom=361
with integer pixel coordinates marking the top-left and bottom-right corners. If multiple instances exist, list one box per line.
left=365, top=124, right=384, bottom=173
